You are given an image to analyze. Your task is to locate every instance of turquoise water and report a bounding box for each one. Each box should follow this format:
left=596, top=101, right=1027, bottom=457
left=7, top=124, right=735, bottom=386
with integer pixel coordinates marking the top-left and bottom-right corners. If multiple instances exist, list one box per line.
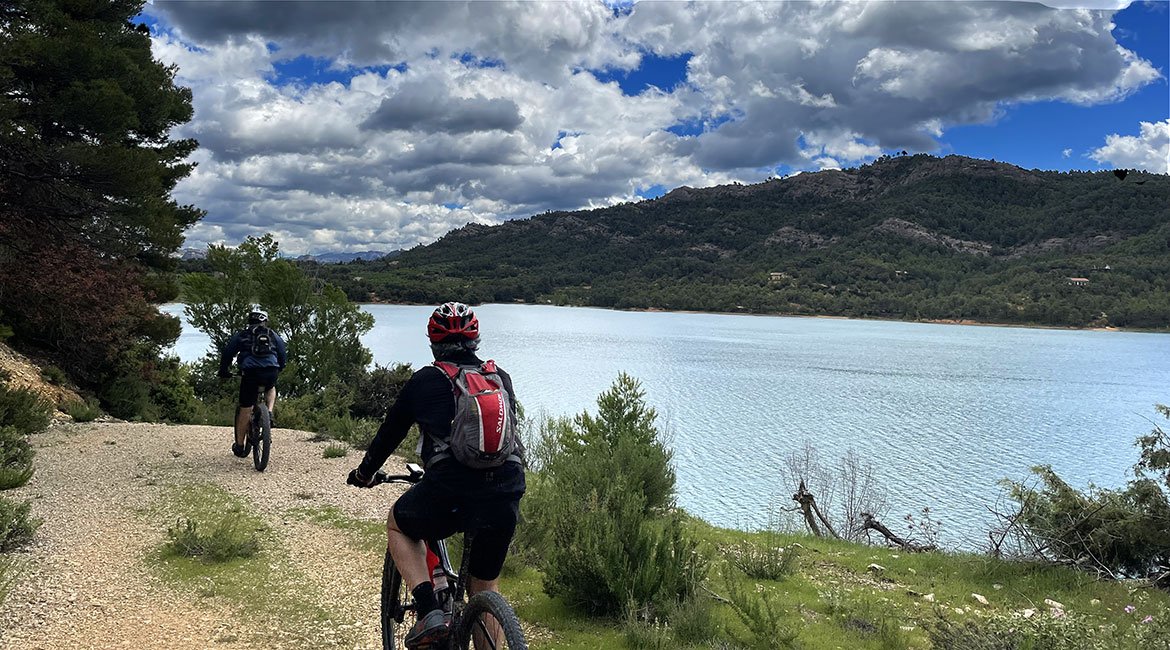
left=162, top=303, right=1170, bottom=546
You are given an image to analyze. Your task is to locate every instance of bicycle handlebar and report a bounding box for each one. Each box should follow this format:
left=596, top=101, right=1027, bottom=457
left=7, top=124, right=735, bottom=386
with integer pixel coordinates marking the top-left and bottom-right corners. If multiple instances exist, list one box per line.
left=369, top=463, right=425, bottom=486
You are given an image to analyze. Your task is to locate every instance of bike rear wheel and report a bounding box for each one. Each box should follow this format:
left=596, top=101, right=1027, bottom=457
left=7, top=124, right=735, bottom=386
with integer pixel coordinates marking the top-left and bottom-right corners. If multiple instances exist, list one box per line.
left=381, top=550, right=416, bottom=650
left=250, top=404, right=271, bottom=472
left=457, top=590, right=526, bottom=650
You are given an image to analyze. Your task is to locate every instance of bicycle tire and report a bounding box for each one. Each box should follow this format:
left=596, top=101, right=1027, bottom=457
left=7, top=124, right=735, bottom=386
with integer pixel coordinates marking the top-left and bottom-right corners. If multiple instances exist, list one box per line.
left=251, top=404, right=271, bottom=472
left=456, top=590, right=527, bottom=650
left=381, top=550, right=415, bottom=650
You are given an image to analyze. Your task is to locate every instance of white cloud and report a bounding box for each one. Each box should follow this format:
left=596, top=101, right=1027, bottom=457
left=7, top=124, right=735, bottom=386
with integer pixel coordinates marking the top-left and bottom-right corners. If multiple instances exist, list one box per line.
left=1090, top=120, right=1170, bottom=172
left=1062, top=148, right=1073, bottom=158
left=145, top=0, right=1162, bottom=253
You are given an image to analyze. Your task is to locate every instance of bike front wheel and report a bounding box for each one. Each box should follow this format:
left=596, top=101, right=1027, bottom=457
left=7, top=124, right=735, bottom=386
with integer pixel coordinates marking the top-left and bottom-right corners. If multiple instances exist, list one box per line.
left=456, top=590, right=527, bottom=650
left=251, top=404, right=271, bottom=472
left=381, top=550, right=416, bottom=650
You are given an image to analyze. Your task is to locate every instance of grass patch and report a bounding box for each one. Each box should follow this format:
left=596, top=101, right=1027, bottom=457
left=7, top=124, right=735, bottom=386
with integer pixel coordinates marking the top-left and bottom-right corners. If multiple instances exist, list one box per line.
left=0, top=496, right=39, bottom=551
left=64, top=398, right=102, bottom=423
left=285, top=504, right=385, bottom=552
left=149, top=483, right=359, bottom=649
left=322, top=442, right=348, bottom=459
left=165, top=515, right=260, bottom=562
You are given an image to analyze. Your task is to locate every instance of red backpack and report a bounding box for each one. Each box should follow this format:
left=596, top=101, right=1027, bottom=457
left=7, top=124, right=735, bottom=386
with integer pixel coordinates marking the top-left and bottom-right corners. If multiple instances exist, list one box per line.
left=432, top=360, right=522, bottom=469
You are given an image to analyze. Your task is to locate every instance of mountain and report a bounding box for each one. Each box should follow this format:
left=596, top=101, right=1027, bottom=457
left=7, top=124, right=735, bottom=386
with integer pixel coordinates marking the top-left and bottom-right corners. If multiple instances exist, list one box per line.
left=295, top=250, right=399, bottom=263
left=318, top=154, right=1170, bottom=328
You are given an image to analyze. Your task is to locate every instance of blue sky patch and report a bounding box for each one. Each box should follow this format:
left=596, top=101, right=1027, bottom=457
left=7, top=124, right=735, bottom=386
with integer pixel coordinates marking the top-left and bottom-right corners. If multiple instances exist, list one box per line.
left=551, top=130, right=582, bottom=151
left=454, top=52, right=505, bottom=69
left=636, top=184, right=667, bottom=200
left=270, top=56, right=406, bottom=87
left=666, top=114, right=733, bottom=138
left=592, top=52, right=692, bottom=96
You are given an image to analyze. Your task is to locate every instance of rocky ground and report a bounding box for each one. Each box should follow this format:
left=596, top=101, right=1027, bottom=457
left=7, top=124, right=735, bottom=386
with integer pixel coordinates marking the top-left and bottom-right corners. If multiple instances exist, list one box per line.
left=0, top=422, right=414, bottom=650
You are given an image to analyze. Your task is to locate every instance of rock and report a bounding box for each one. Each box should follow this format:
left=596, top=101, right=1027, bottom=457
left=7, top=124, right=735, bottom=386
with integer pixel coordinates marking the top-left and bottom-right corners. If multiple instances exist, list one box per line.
left=923, top=593, right=935, bottom=602
left=972, top=593, right=990, bottom=606
left=1090, top=599, right=1101, bottom=606
left=1022, top=608, right=1037, bottom=619
left=1044, top=598, right=1064, bottom=610
left=866, top=563, right=886, bottom=573
left=907, top=567, right=917, bottom=575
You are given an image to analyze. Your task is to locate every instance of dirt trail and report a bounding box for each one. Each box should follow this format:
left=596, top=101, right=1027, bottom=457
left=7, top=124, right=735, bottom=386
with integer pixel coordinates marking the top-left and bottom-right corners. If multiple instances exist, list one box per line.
left=0, top=422, right=410, bottom=650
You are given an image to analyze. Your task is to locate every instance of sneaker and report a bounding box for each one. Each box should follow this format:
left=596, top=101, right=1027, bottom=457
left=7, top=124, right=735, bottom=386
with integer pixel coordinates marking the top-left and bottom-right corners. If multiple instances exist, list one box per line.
left=404, top=608, right=450, bottom=649
left=231, top=442, right=248, bottom=458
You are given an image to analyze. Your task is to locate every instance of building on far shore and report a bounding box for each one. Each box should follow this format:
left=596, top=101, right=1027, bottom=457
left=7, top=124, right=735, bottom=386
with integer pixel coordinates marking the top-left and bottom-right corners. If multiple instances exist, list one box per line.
left=1066, top=277, right=1090, bottom=287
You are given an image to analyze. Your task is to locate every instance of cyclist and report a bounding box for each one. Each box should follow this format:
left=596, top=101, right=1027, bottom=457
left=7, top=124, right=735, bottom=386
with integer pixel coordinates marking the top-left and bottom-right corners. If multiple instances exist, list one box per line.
left=218, top=308, right=287, bottom=458
left=347, top=302, right=526, bottom=649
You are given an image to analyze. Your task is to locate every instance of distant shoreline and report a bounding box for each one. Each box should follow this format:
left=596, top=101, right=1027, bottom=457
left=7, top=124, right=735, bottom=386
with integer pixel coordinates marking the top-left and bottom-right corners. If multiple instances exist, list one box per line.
left=354, top=300, right=1165, bottom=334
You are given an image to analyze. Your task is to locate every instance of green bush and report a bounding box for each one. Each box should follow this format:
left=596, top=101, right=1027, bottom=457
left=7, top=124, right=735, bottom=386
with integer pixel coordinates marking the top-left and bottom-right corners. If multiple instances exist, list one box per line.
left=99, top=373, right=153, bottom=421
left=1005, top=405, right=1170, bottom=581
left=323, top=442, right=348, bottom=458
left=527, top=374, right=705, bottom=617
left=726, top=538, right=799, bottom=581
left=0, top=385, right=51, bottom=433
left=350, top=362, right=412, bottom=419
left=165, top=515, right=260, bottom=562
left=65, top=398, right=102, bottom=423
left=721, top=573, right=798, bottom=650
left=0, top=496, right=40, bottom=552
left=39, top=365, right=67, bottom=386
left=0, top=426, right=34, bottom=489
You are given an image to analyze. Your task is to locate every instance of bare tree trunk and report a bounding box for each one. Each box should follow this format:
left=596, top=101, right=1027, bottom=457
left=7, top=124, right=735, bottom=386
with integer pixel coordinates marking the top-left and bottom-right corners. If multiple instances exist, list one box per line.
left=793, top=480, right=840, bottom=539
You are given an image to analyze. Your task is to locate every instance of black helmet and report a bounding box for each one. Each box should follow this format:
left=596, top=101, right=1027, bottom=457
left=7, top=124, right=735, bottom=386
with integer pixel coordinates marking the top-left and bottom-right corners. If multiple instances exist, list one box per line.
left=247, top=309, right=268, bottom=325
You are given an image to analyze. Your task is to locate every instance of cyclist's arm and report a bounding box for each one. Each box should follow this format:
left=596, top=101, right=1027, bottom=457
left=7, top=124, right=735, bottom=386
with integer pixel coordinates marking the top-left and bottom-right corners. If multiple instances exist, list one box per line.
left=218, top=333, right=241, bottom=376
left=357, top=372, right=423, bottom=477
left=274, top=333, right=287, bottom=369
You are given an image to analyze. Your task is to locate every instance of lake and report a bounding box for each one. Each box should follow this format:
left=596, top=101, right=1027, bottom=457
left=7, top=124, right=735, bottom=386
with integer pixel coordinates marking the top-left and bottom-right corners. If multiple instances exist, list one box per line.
left=161, top=303, right=1170, bottom=546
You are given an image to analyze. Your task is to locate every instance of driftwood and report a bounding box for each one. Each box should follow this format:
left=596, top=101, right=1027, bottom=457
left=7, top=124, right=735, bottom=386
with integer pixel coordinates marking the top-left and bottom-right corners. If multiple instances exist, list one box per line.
left=861, top=512, right=936, bottom=552
left=792, top=480, right=840, bottom=539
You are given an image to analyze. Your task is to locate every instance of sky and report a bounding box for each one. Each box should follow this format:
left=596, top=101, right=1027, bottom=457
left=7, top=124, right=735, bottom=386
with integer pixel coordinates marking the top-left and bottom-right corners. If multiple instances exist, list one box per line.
left=142, top=0, right=1170, bottom=255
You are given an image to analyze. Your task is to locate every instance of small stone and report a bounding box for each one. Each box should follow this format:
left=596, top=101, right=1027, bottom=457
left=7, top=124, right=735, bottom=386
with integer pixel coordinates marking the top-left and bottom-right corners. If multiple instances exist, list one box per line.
left=907, top=567, right=917, bottom=575
left=992, top=583, right=1003, bottom=590
left=1090, top=598, right=1101, bottom=606
left=867, top=563, right=886, bottom=573
left=972, top=593, right=990, bottom=606
left=1022, top=608, right=1036, bottom=619
left=1044, top=598, right=1064, bottom=610
left=923, top=593, right=935, bottom=602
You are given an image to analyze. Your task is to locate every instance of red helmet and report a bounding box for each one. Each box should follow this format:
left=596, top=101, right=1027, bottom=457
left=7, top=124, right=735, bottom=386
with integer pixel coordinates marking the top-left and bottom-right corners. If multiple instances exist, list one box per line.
left=427, top=302, right=479, bottom=344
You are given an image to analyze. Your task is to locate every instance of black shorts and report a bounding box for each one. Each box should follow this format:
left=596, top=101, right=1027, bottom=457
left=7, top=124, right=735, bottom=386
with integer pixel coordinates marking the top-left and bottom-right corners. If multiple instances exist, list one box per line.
left=392, top=461, right=525, bottom=581
left=238, top=368, right=280, bottom=407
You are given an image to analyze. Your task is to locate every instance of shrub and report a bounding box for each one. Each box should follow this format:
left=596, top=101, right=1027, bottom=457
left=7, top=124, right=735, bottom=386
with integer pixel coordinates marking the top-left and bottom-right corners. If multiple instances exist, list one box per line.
left=65, top=398, right=102, bottom=423
left=0, top=426, right=34, bottom=489
left=721, top=573, right=798, bottom=650
left=350, top=362, right=412, bottom=419
left=165, top=515, right=260, bottom=562
left=528, top=374, right=705, bottom=617
left=0, top=496, right=40, bottom=551
left=40, top=365, right=67, bottom=386
left=0, top=385, right=51, bottom=433
left=726, top=538, right=799, bottom=581
left=323, top=442, right=348, bottom=458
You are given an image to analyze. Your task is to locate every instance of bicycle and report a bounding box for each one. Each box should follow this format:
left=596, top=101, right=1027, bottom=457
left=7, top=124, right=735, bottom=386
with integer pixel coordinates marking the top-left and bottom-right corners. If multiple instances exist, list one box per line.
left=369, top=463, right=527, bottom=650
left=236, top=374, right=271, bottom=472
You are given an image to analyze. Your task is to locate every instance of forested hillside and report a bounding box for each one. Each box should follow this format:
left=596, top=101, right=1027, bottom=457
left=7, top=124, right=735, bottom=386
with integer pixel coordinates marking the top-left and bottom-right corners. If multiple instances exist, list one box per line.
left=312, top=155, right=1168, bottom=328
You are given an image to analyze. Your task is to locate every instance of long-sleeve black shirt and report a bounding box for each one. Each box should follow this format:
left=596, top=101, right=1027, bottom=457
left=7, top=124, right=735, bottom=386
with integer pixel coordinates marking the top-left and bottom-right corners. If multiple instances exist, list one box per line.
left=358, top=351, right=517, bottom=478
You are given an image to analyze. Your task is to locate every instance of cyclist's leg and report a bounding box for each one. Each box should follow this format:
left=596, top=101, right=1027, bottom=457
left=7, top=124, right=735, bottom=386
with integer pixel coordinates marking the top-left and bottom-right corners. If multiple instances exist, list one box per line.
left=264, top=385, right=276, bottom=412
left=391, top=482, right=459, bottom=615
left=466, top=497, right=520, bottom=648
left=235, top=372, right=259, bottom=446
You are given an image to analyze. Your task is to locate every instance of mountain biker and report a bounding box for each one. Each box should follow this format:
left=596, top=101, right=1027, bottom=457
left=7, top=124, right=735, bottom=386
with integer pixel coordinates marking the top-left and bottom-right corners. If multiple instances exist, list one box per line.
left=347, top=302, right=525, bottom=649
left=218, top=308, right=287, bottom=458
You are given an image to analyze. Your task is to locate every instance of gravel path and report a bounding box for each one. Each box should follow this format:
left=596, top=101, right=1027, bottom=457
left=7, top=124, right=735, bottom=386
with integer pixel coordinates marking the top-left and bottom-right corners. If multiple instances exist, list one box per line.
left=0, top=422, right=411, bottom=650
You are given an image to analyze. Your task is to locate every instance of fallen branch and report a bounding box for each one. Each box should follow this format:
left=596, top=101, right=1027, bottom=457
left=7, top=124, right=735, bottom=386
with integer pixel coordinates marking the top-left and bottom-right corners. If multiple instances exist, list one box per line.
left=861, top=512, right=935, bottom=552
